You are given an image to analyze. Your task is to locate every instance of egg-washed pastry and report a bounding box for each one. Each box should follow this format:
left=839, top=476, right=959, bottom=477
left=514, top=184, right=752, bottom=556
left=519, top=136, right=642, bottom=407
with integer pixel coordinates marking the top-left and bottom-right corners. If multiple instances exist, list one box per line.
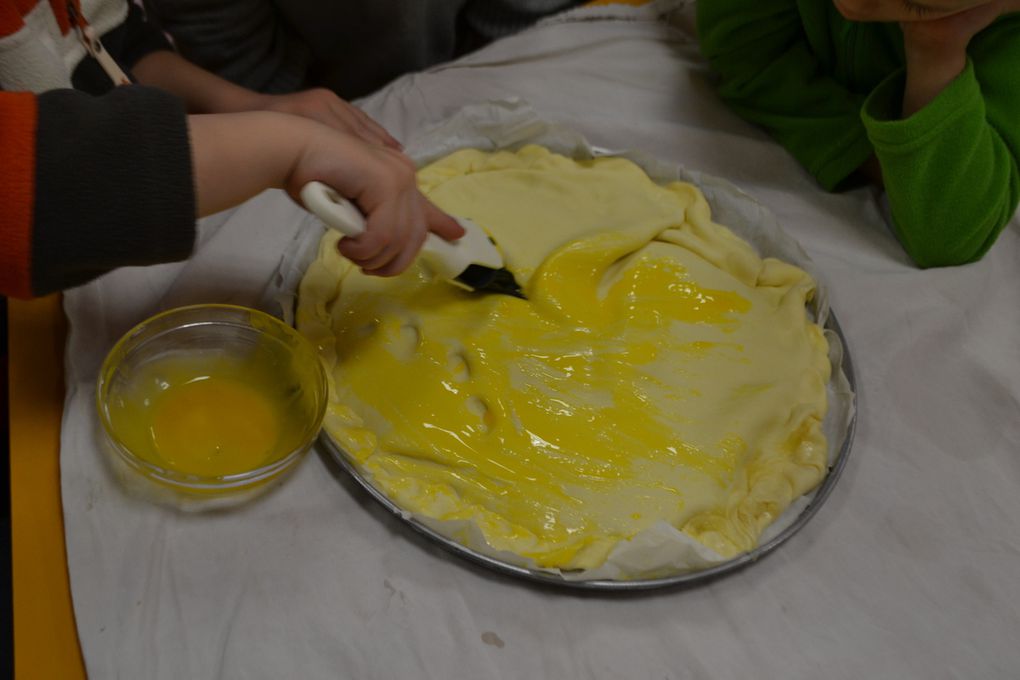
left=297, top=145, right=830, bottom=574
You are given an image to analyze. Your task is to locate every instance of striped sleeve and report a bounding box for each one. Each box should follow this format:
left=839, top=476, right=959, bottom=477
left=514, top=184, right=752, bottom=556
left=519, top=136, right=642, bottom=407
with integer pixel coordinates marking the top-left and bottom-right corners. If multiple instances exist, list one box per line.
left=0, top=92, right=37, bottom=298
left=0, top=85, right=197, bottom=298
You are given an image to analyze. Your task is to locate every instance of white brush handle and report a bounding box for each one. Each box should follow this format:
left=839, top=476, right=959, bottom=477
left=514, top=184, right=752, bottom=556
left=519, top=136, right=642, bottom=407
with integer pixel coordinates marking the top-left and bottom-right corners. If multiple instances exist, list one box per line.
left=300, top=181, right=504, bottom=280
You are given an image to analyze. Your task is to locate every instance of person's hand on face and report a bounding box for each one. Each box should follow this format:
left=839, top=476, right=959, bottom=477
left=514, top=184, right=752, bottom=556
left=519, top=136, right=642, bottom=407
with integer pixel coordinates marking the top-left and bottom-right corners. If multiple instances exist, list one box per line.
left=832, top=0, right=989, bottom=23
left=833, top=0, right=1020, bottom=115
left=896, top=0, right=1020, bottom=52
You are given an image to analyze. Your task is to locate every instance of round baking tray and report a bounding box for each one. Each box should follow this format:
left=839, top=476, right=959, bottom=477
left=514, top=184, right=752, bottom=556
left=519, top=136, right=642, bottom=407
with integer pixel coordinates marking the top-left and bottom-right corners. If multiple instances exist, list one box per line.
left=317, top=310, right=856, bottom=591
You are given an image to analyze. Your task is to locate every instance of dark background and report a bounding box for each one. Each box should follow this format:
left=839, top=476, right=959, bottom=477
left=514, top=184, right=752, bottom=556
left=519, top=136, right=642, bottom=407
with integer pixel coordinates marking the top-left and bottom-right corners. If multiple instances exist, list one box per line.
left=2, top=296, right=13, bottom=678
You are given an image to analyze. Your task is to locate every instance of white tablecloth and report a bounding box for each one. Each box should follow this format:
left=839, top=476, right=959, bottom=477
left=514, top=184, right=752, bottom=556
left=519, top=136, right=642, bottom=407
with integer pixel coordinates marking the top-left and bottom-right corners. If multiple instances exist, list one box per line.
left=61, top=2, right=1020, bottom=678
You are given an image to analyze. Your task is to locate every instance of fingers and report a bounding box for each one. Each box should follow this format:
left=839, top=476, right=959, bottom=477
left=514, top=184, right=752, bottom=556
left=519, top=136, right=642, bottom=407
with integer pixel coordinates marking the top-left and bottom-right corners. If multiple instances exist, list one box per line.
left=338, top=194, right=459, bottom=277
left=263, top=89, right=403, bottom=150
left=423, top=199, right=465, bottom=241
left=363, top=218, right=427, bottom=277
left=348, top=105, right=403, bottom=150
left=337, top=206, right=403, bottom=269
left=322, top=96, right=402, bottom=150
left=328, top=101, right=391, bottom=148
left=337, top=190, right=428, bottom=276
left=285, top=112, right=429, bottom=277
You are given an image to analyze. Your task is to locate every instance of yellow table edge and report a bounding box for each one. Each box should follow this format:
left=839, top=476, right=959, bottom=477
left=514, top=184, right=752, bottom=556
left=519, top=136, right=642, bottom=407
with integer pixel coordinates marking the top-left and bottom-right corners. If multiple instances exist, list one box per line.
left=9, top=295, right=86, bottom=679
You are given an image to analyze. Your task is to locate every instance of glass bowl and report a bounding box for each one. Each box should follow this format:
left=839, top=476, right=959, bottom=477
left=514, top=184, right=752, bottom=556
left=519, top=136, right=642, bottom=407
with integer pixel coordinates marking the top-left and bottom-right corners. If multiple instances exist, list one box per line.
left=97, top=304, right=327, bottom=502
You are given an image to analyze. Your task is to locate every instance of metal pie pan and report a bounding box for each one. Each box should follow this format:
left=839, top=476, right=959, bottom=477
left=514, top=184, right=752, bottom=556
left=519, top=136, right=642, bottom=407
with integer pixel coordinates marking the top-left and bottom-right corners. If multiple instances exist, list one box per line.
left=318, top=310, right=856, bottom=591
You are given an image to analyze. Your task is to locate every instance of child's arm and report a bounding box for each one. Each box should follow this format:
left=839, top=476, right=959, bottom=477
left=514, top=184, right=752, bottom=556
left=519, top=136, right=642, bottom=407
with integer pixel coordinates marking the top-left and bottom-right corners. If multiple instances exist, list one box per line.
left=0, top=86, right=194, bottom=299
left=696, top=0, right=875, bottom=191
left=189, top=110, right=461, bottom=275
left=0, top=87, right=460, bottom=299
left=699, top=0, right=1020, bottom=267
left=861, top=6, right=1020, bottom=267
left=131, top=50, right=402, bottom=150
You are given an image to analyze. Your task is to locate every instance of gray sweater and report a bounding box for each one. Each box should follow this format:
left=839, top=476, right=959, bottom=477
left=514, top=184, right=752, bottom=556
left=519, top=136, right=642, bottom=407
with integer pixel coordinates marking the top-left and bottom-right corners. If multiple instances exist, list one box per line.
left=142, top=0, right=582, bottom=98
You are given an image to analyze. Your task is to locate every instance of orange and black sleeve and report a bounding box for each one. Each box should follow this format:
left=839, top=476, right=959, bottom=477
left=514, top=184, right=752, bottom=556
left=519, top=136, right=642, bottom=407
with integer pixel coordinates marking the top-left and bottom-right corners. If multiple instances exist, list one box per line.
left=0, top=86, right=196, bottom=299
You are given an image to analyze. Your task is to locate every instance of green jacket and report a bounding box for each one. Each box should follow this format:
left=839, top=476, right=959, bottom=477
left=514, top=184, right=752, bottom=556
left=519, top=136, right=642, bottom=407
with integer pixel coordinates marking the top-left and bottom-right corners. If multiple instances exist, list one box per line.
left=697, top=1, right=1020, bottom=267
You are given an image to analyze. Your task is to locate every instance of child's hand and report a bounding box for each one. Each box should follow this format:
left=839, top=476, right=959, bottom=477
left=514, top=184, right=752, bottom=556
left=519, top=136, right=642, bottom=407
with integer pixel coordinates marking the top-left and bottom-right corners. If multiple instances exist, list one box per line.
left=900, top=0, right=1020, bottom=54
left=285, top=122, right=463, bottom=276
left=189, top=111, right=463, bottom=276
left=254, top=89, right=404, bottom=151
left=898, top=0, right=1020, bottom=116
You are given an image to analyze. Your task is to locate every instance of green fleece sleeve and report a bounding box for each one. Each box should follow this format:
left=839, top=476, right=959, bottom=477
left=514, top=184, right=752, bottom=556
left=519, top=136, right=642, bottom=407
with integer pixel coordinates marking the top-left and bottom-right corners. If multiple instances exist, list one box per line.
left=696, top=0, right=874, bottom=190
left=862, top=32, right=1020, bottom=267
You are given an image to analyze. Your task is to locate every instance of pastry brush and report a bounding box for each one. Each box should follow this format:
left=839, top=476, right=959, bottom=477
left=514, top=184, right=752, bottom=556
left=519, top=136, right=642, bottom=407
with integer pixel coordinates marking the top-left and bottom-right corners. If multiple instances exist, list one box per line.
left=301, top=181, right=525, bottom=299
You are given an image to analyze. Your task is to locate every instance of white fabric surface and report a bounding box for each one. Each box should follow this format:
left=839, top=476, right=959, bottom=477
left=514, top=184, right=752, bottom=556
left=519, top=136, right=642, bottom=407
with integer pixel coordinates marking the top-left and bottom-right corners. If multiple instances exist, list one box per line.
left=61, top=3, right=1020, bottom=678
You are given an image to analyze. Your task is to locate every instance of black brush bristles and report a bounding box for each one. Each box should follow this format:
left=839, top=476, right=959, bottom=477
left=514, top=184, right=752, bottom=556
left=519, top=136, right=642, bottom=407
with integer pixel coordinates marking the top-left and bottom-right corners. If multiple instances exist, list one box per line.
left=456, top=265, right=526, bottom=299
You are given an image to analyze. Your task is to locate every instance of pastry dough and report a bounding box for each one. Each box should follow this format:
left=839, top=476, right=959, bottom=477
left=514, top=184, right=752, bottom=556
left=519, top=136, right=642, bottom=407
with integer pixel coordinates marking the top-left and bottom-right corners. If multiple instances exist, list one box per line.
left=297, top=146, right=830, bottom=572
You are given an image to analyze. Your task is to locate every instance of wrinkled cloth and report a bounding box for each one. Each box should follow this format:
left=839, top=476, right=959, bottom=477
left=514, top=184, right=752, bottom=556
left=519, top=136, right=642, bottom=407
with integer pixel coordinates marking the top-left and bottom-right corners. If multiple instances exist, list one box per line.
left=61, top=2, right=1020, bottom=678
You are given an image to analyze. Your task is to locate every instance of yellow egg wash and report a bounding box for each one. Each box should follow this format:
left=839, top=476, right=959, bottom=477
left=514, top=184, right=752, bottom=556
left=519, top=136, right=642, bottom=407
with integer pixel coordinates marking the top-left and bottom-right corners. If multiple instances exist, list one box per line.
left=107, top=351, right=315, bottom=479
left=298, top=146, right=831, bottom=572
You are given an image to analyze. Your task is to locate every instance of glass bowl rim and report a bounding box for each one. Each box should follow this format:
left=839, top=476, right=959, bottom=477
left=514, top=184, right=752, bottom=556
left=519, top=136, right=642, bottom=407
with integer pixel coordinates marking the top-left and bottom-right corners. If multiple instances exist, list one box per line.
left=95, top=303, right=328, bottom=491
